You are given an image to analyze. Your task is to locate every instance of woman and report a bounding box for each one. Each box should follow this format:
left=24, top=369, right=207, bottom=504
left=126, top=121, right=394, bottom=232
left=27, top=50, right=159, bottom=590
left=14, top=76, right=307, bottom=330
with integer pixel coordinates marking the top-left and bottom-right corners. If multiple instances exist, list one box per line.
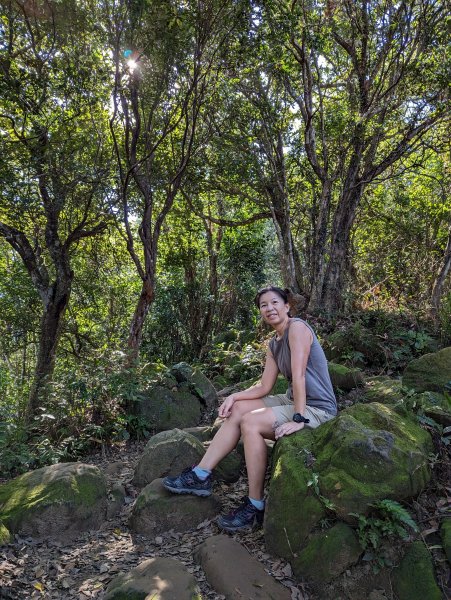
left=163, top=285, right=337, bottom=531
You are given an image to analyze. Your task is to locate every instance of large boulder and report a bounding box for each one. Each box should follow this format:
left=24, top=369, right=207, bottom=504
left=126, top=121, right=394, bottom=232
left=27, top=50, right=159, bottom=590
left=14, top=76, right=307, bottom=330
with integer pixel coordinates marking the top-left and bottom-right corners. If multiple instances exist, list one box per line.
left=264, top=428, right=326, bottom=558
left=265, top=403, right=432, bottom=559
left=104, top=557, right=201, bottom=600
left=0, top=463, right=107, bottom=541
left=392, top=541, right=442, bottom=600
left=133, top=386, right=202, bottom=432
left=171, top=362, right=218, bottom=410
left=292, top=522, right=362, bottom=583
left=133, top=428, right=243, bottom=488
left=402, top=346, right=451, bottom=393
left=129, top=478, right=221, bottom=535
left=312, top=403, right=432, bottom=519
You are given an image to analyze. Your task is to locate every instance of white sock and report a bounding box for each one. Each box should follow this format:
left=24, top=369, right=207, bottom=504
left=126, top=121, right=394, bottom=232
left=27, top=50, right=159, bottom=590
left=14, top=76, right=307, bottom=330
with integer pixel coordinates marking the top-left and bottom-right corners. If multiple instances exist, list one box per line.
left=249, top=497, right=265, bottom=510
left=192, top=465, right=211, bottom=481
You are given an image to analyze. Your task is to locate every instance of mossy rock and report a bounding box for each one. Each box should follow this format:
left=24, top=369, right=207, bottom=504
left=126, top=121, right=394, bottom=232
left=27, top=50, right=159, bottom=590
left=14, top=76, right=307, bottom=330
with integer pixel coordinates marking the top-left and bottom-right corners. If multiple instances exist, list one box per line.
left=133, top=386, right=202, bottom=432
left=312, top=403, right=432, bottom=520
left=440, top=518, right=451, bottom=564
left=0, top=463, right=107, bottom=540
left=265, top=403, right=432, bottom=559
left=292, top=522, right=362, bottom=583
left=129, top=479, right=221, bottom=536
left=0, top=521, right=12, bottom=545
left=392, top=541, right=441, bottom=600
left=362, top=376, right=404, bottom=404
left=328, top=362, right=364, bottom=392
left=105, top=557, right=201, bottom=600
left=133, top=429, right=242, bottom=488
left=271, top=375, right=289, bottom=395
left=402, top=346, right=451, bottom=394
left=264, top=429, right=326, bottom=558
left=409, top=391, right=451, bottom=428
left=171, top=362, right=218, bottom=409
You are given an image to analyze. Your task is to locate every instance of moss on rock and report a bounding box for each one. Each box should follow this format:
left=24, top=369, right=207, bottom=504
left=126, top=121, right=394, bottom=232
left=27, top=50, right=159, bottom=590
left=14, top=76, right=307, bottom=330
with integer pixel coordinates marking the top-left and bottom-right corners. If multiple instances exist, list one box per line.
left=0, top=521, right=12, bottom=545
left=129, top=479, right=220, bottom=536
left=135, top=386, right=202, bottom=432
left=0, top=463, right=107, bottom=540
left=440, top=518, right=451, bottom=564
left=362, top=376, right=404, bottom=404
left=328, top=362, right=364, bottom=391
left=264, top=430, right=326, bottom=558
left=402, top=346, right=451, bottom=393
left=271, top=375, right=289, bottom=395
left=171, top=362, right=218, bottom=410
left=133, top=429, right=205, bottom=488
left=265, top=402, right=433, bottom=560
left=133, top=428, right=242, bottom=488
left=312, top=404, right=432, bottom=519
left=393, top=541, right=441, bottom=600
left=292, top=522, right=362, bottom=583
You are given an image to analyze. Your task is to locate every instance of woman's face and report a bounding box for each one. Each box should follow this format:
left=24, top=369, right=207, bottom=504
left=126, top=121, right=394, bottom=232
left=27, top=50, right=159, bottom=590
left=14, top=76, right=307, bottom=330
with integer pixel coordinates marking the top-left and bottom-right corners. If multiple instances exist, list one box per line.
left=258, top=291, right=290, bottom=327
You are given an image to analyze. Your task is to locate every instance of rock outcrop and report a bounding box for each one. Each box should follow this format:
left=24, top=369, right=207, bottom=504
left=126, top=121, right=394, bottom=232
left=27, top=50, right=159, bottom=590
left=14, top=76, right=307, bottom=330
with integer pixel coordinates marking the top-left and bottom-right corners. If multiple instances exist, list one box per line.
left=265, top=403, right=432, bottom=562
left=129, top=478, right=221, bottom=535
left=0, top=463, right=108, bottom=541
left=132, top=428, right=242, bottom=488
left=104, top=556, right=201, bottom=600
left=402, top=346, right=451, bottom=393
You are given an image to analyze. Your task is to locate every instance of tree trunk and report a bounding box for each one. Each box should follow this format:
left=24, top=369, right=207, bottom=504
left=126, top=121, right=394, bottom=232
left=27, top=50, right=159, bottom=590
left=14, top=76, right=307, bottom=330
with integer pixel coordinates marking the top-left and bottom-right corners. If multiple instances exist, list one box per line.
left=431, top=226, right=451, bottom=317
left=27, top=280, right=72, bottom=422
left=321, top=186, right=363, bottom=312
left=309, top=180, right=333, bottom=310
left=127, top=277, right=155, bottom=361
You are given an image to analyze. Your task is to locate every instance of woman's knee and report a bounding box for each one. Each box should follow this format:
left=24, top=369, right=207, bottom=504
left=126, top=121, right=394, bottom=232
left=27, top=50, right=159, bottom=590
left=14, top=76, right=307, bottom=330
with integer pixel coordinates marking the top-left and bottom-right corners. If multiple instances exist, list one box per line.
left=229, top=401, right=252, bottom=423
left=240, top=411, right=269, bottom=436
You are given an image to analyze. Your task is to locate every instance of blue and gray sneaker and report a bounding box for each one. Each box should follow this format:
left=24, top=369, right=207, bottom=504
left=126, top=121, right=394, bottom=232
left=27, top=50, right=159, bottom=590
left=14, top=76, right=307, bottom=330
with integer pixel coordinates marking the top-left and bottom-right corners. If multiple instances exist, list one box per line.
left=217, top=496, right=264, bottom=532
left=162, top=467, right=212, bottom=497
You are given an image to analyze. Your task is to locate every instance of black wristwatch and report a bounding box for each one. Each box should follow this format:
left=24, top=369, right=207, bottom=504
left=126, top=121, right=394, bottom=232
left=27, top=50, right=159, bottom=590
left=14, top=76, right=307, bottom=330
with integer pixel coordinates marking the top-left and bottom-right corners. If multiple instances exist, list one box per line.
left=293, top=413, right=310, bottom=424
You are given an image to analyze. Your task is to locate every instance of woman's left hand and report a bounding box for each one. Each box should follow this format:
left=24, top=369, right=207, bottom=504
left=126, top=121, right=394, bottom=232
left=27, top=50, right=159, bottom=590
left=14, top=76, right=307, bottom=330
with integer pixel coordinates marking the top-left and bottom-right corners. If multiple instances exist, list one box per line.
left=274, top=421, right=304, bottom=440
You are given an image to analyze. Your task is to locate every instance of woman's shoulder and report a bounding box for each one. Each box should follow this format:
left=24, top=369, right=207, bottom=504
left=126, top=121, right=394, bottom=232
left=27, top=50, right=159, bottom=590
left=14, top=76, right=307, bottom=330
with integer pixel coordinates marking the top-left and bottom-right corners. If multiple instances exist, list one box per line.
left=288, top=318, right=315, bottom=341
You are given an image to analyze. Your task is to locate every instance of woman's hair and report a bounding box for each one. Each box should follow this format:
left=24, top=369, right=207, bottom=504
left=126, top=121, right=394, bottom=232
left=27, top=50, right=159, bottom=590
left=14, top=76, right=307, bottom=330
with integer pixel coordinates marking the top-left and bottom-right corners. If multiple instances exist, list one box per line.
left=254, top=285, right=290, bottom=309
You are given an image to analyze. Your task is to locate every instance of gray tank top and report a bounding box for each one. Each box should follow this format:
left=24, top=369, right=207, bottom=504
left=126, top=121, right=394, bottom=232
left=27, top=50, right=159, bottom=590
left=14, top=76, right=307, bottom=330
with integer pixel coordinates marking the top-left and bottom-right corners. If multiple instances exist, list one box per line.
left=269, top=318, right=337, bottom=415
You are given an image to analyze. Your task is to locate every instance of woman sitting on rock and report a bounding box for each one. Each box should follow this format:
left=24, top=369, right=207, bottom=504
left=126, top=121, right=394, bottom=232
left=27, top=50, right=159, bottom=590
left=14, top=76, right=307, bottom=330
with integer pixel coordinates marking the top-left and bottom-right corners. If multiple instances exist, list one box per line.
left=163, top=285, right=337, bottom=531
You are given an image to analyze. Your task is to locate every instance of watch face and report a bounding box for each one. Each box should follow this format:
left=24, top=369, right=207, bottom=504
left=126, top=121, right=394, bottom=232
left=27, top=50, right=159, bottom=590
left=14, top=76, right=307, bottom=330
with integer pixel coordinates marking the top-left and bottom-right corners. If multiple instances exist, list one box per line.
left=293, top=413, right=302, bottom=423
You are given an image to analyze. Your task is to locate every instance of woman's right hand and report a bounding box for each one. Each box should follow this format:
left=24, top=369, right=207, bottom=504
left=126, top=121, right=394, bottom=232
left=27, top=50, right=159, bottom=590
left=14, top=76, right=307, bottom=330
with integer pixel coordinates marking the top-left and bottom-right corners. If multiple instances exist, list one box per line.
left=218, top=394, right=236, bottom=418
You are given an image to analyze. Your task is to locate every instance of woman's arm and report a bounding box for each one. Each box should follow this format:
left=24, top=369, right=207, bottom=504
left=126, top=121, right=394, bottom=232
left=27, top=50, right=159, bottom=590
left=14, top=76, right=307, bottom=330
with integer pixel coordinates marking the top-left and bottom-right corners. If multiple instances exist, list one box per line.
left=289, top=321, right=312, bottom=415
left=218, top=350, right=279, bottom=418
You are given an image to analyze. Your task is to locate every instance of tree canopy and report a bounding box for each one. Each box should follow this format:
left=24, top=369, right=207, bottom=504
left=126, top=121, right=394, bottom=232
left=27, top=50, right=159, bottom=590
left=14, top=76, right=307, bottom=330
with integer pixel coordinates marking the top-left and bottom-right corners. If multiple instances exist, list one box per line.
left=0, top=0, right=449, bottom=434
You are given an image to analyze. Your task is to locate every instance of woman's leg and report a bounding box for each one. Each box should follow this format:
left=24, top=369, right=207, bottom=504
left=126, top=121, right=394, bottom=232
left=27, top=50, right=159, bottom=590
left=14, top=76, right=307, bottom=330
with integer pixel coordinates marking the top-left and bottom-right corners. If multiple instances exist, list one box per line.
left=240, top=409, right=276, bottom=500
left=197, top=400, right=266, bottom=471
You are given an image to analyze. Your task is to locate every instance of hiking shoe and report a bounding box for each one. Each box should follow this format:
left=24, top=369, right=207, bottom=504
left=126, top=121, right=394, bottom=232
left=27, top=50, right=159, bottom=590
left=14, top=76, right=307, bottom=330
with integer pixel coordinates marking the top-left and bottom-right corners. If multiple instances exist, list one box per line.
left=162, top=467, right=212, bottom=497
left=217, top=496, right=264, bottom=532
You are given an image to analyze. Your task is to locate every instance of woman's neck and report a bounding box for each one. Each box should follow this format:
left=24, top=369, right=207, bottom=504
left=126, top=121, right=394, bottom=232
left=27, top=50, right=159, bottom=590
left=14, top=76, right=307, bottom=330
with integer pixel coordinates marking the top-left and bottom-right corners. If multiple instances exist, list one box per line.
left=274, top=316, right=291, bottom=339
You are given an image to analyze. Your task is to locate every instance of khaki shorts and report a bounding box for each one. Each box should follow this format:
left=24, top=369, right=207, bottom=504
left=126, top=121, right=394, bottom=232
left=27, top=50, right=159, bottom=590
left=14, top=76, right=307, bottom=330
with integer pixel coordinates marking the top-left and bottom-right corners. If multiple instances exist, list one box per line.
left=262, top=393, right=335, bottom=429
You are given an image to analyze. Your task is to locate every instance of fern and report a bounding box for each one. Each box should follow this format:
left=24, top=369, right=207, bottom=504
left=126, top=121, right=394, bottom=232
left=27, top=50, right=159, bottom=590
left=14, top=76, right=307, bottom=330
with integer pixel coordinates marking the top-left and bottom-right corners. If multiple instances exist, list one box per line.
left=373, top=499, right=418, bottom=532
left=350, top=499, right=418, bottom=573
